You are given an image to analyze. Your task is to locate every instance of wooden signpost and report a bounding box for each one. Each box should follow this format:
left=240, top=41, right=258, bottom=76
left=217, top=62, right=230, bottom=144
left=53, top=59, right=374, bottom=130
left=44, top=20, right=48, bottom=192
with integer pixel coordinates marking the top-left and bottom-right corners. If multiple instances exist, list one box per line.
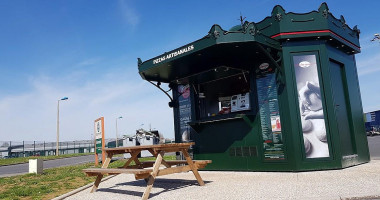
left=94, top=117, right=105, bottom=166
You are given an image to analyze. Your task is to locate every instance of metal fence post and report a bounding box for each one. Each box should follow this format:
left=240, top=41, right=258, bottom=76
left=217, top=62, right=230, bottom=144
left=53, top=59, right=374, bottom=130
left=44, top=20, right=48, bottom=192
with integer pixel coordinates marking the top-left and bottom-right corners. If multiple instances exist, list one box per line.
left=8, top=141, right=12, bottom=157
left=44, top=141, right=45, bottom=156
left=9, top=141, right=12, bottom=157
left=33, top=141, right=36, bottom=156
left=74, top=141, right=75, bottom=154
left=23, top=141, right=25, bottom=157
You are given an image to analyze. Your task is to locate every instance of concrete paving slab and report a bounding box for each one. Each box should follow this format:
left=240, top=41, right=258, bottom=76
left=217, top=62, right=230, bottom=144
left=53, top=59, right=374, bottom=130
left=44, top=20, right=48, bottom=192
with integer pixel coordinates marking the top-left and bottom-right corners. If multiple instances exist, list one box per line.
left=65, top=160, right=380, bottom=200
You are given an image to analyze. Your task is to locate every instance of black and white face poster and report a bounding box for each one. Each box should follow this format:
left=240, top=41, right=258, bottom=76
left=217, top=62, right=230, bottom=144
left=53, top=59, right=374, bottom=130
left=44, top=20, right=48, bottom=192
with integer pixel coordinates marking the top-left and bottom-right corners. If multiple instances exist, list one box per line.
left=177, top=84, right=192, bottom=142
left=293, top=54, right=329, bottom=158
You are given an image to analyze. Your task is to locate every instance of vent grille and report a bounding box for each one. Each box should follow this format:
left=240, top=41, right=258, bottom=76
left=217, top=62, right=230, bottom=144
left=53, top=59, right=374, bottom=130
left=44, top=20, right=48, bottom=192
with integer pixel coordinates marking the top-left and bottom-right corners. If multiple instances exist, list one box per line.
left=229, top=146, right=257, bottom=157
left=235, top=147, right=243, bottom=157
left=242, top=147, right=250, bottom=157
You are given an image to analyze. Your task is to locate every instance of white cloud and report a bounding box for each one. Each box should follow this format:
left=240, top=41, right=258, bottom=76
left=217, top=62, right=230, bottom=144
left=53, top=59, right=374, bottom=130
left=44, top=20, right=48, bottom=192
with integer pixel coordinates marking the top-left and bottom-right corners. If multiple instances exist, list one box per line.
left=76, top=57, right=103, bottom=67
left=118, top=0, right=140, bottom=28
left=356, top=34, right=380, bottom=76
left=356, top=51, right=380, bottom=76
left=0, top=68, right=174, bottom=142
left=359, top=34, right=378, bottom=51
left=356, top=34, right=380, bottom=112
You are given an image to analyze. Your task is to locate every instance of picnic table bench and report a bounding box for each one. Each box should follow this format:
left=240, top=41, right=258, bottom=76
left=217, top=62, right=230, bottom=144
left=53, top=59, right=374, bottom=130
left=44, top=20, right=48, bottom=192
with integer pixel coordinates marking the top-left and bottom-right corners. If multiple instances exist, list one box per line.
left=83, top=142, right=211, bottom=200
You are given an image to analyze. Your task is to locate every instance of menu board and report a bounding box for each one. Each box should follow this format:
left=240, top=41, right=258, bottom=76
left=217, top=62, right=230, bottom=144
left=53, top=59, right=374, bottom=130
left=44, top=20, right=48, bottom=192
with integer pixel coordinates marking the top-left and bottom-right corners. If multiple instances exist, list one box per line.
left=256, top=67, right=285, bottom=160
left=177, top=84, right=192, bottom=142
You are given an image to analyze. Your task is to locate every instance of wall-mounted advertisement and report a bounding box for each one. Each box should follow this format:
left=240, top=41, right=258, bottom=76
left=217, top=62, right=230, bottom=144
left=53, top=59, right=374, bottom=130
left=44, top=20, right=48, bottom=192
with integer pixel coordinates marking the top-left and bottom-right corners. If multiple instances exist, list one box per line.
left=293, top=54, right=330, bottom=158
left=256, top=64, right=285, bottom=160
left=177, top=84, right=192, bottom=142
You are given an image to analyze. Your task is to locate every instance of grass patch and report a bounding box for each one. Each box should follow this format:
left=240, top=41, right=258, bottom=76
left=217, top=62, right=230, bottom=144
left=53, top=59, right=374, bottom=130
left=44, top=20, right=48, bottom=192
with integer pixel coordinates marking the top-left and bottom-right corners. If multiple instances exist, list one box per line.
left=0, top=155, right=175, bottom=199
left=0, top=153, right=93, bottom=166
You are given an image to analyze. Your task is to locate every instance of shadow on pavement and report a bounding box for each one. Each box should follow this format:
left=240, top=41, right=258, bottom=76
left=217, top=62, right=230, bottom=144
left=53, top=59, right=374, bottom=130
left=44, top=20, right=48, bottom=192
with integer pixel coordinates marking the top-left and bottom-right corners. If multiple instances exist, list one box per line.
left=97, top=179, right=212, bottom=198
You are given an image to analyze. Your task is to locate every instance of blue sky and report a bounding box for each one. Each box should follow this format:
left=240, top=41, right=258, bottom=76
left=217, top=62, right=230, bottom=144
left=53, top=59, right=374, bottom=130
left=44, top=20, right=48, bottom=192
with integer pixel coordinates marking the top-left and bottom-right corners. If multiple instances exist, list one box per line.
left=0, top=0, right=379, bottom=142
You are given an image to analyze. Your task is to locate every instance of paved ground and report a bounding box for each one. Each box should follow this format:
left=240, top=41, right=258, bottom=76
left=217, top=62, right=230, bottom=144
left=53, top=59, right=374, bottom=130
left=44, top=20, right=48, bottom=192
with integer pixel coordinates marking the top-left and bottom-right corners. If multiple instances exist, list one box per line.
left=2, top=137, right=380, bottom=199
left=66, top=160, right=380, bottom=200
left=0, top=155, right=95, bottom=177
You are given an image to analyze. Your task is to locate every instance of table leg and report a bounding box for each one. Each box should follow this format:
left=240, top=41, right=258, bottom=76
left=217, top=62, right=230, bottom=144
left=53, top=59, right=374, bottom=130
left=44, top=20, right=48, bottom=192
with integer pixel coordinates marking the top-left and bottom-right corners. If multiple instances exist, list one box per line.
left=182, top=149, right=205, bottom=186
left=122, top=150, right=141, bottom=168
left=91, top=174, right=104, bottom=193
left=133, top=157, right=142, bottom=166
left=148, top=149, right=171, bottom=168
left=91, top=153, right=113, bottom=193
left=142, top=151, right=164, bottom=200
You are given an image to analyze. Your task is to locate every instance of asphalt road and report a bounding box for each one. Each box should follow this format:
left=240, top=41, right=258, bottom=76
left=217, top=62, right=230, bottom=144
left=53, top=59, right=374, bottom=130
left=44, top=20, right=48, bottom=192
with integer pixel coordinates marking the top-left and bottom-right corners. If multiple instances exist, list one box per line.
left=0, top=155, right=96, bottom=177
left=0, top=137, right=379, bottom=178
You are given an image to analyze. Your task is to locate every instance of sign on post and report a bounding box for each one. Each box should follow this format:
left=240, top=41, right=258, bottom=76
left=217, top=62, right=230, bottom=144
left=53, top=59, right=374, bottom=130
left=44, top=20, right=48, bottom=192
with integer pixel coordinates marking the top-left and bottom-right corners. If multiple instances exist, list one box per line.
left=94, top=117, right=105, bottom=166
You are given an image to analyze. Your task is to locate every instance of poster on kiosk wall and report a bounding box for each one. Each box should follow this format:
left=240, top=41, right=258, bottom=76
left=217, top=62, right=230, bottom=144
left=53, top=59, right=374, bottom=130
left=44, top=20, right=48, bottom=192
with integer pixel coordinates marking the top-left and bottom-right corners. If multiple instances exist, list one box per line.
left=293, top=54, right=330, bottom=158
left=177, top=85, right=192, bottom=142
left=256, top=63, right=285, bottom=160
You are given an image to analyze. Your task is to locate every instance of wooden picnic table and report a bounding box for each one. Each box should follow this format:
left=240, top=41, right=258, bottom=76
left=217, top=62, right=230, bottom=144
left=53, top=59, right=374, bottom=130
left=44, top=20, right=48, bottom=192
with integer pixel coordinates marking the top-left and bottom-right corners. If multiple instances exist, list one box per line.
left=83, top=142, right=211, bottom=200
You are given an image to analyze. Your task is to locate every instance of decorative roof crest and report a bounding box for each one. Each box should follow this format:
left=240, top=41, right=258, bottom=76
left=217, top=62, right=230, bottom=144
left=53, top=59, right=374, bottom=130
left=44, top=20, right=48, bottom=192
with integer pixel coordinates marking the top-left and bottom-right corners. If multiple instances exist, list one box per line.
left=208, top=24, right=225, bottom=39
left=318, top=2, right=330, bottom=18
left=271, top=5, right=285, bottom=21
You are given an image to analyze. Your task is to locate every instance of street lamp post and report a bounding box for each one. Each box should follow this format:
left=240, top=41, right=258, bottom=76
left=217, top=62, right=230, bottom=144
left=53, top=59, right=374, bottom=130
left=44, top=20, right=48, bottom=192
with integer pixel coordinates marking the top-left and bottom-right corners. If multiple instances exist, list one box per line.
left=56, top=97, right=68, bottom=156
left=116, top=116, right=123, bottom=147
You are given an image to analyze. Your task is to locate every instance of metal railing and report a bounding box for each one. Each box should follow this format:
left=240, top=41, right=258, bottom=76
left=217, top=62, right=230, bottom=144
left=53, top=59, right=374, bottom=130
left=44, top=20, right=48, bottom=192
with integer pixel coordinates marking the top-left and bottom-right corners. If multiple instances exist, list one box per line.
left=0, top=140, right=95, bottom=158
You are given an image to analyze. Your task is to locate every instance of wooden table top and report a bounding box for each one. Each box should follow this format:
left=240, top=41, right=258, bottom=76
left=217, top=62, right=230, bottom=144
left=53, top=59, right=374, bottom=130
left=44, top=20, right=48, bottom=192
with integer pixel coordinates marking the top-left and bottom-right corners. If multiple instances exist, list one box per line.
left=104, top=142, right=195, bottom=154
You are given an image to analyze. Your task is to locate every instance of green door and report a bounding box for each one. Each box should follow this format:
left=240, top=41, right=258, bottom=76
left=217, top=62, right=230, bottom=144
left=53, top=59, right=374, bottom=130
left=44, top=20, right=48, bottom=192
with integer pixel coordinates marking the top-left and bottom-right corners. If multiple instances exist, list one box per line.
left=330, top=61, right=356, bottom=156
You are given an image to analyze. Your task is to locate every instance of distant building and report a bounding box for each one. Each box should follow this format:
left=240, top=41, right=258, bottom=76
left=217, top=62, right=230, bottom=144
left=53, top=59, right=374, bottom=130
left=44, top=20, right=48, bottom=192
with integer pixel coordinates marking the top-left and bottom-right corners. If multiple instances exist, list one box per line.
left=364, top=110, right=380, bottom=132
left=122, top=129, right=162, bottom=158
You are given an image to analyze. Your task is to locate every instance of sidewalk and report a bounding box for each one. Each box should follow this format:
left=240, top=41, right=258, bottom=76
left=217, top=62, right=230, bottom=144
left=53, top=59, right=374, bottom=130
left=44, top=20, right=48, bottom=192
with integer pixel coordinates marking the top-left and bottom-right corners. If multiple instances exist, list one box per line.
left=64, top=160, right=380, bottom=200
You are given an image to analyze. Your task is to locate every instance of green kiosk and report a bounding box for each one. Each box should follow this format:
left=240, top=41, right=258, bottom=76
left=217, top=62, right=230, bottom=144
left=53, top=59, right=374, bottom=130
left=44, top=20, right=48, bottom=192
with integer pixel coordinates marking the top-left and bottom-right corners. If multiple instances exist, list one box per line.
left=138, top=3, right=370, bottom=171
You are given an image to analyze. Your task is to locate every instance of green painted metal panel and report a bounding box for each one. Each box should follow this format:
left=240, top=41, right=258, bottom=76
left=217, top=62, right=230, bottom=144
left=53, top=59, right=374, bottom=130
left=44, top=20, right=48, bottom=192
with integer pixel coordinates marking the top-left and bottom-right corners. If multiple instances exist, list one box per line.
left=330, top=61, right=356, bottom=156
left=324, top=45, right=370, bottom=167
left=193, top=119, right=250, bottom=170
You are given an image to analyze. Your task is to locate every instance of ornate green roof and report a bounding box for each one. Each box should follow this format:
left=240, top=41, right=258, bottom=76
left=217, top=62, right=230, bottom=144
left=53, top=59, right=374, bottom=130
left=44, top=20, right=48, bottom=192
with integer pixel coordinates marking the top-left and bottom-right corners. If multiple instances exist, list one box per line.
left=138, top=2, right=360, bottom=83
left=138, top=23, right=281, bottom=83
left=256, top=3, right=360, bottom=52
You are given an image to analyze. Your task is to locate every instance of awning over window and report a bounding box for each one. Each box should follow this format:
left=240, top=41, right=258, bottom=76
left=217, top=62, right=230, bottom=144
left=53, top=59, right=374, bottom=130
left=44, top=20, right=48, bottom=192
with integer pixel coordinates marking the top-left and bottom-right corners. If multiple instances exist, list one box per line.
left=138, top=23, right=281, bottom=84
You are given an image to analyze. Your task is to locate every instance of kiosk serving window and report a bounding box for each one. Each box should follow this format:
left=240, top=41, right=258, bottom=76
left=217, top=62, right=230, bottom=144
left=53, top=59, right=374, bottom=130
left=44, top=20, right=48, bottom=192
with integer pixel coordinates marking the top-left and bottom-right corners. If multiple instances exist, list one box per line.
left=194, top=69, right=251, bottom=120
